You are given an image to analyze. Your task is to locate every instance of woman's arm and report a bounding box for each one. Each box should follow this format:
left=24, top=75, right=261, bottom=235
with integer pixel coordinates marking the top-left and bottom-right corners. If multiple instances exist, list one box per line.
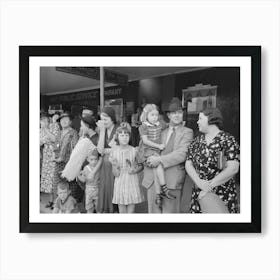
left=90, top=158, right=103, bottom=176
left=97, top=125, right=106, bottom=155
left=209, top=160, right=239, bottom=188
left=185, top=160, right=211, bottom=192
left=141, top=135, right=164, bottom=150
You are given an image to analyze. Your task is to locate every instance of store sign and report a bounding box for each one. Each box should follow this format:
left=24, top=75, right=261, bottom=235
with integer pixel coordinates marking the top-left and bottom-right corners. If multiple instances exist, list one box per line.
left=48, top=90, right=98, bottom=103
left=104, top=87, right=122, bottom=97
left=48, top=87, right=123, bottom=103
left=56, top=67, right=128, bottom=86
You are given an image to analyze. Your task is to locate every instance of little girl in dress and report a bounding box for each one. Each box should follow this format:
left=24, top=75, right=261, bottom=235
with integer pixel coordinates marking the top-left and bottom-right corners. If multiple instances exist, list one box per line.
left=138, top=104, right=176, bottom=208
left=109, top=123, right=144, bottom=213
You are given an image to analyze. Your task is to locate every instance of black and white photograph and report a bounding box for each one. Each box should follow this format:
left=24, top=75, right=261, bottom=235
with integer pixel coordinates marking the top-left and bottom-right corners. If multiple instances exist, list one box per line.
left=20, top=46, right=260, bottom=233
left=39, top=66, right=240, bottom=215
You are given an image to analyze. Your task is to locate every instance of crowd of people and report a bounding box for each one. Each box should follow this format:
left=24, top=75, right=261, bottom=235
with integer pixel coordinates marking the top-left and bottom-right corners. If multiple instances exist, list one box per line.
left=40, top=97, right=240, bottom=214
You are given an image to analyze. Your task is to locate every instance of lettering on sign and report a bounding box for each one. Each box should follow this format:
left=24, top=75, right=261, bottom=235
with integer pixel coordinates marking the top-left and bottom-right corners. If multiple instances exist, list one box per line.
left=48, top=87, right=123, bottom=103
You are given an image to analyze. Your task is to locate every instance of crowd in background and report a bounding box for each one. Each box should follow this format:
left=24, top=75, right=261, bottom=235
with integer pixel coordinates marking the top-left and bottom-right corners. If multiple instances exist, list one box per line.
left=40, top=97, right=240, bottom=214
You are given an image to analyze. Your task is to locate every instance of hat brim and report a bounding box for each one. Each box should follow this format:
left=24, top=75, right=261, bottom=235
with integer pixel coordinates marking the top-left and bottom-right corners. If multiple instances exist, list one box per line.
left=165, top=107, right=184, bottom=113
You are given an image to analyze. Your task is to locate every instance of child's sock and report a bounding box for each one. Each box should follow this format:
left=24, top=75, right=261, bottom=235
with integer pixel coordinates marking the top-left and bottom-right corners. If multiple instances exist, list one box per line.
left=161, top=184, right=176, bottom=200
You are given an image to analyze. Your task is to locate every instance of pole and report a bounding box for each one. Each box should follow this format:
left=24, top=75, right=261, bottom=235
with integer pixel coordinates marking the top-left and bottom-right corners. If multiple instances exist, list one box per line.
left=100, top=67, right=104, bottom=110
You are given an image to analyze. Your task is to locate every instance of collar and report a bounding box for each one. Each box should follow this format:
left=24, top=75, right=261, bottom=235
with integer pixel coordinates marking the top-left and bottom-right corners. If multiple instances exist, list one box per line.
left=60, top=193, right=71, bottom=205
left=168, top=123, right=182, bottom=130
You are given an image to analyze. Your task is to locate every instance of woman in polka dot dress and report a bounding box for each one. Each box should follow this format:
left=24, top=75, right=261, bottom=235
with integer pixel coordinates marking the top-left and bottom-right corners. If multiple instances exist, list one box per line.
left=185, top=108, right=240, bottom=213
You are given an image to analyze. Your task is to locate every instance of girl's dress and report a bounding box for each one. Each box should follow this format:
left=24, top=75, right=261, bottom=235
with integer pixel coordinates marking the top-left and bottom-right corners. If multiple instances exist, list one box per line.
left=186, top=131, right=240, bottom=213
left=110, top=145, right=144, bottom=205
left=53, top=127, right=80, bottom=200
left=97, top=125, right=118, bottom=213
left=40, top=123, right=60, bottom=193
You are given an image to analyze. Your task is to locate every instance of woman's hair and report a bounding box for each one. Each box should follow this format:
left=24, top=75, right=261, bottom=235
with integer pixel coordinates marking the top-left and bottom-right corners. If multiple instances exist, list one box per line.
left=115, top=122, right=131, bottom=144
left=101, top=106, right=117, bottom=124
left=57, top=180, right=70, bottom=192
left=140, top=104, right=158, bottom=123
left=202, top=108, right=224, bottom=129
left=81, top=119, right=96, bottom=131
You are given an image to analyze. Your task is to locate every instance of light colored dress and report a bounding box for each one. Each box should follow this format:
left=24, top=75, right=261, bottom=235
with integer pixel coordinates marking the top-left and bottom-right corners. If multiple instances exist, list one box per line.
left=110, top=145, right=144, bottom=205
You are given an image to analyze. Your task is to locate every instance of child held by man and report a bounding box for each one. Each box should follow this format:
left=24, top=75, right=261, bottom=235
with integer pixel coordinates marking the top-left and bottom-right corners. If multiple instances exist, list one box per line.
left=137, top=104, right=176, bottom=208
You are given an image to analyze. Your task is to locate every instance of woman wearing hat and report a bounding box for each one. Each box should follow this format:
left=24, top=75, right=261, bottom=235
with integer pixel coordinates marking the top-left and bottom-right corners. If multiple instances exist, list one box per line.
left=40, top=112, right=60, bottom=208
left=53, top=112, right=80, bottom=206
left=96, top=106, right=119, bottom=213
left=185, top=108, right=240, bottom=213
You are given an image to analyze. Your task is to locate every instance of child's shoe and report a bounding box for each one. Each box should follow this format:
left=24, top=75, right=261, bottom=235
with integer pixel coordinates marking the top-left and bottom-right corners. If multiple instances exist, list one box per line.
left=45, top=201, right=54, bottom=208
left=155, top=194, right=162, bottom=210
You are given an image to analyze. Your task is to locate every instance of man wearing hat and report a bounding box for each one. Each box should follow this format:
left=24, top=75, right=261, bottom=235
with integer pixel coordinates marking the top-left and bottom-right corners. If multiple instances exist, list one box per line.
left=142, top=97, right=193, bottom=213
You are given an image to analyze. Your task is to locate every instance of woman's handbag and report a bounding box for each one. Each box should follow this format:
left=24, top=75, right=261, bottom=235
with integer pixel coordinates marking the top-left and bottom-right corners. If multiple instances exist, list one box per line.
left=217, top=150, right=227, bottom=170
left=199, top=192, right=229, bottom=213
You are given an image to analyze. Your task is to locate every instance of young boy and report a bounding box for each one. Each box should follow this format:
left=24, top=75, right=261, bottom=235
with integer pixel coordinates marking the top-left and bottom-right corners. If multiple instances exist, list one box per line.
left=53, top=181, right=77, bottom=213
left=78, top=149, right=102, bottom=213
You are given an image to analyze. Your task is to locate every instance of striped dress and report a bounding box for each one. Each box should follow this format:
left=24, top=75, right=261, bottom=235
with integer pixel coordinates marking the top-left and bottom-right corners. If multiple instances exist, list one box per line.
left=110, top=145, right=144, bottom=205
left=137, top=121, right=164, bottom=162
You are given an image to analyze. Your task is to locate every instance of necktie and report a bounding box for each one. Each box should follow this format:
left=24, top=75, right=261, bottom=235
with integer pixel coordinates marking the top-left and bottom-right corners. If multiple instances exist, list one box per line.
left=162, top=127, right=176, bottom=155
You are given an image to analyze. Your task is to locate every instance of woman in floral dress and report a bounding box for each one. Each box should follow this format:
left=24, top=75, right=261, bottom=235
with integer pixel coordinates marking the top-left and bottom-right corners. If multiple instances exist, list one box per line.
left=185, top=108, right=240, bottom=213
left=40, top=113, right=60, bottom=207
left=53, top=112, right=80, bottom=204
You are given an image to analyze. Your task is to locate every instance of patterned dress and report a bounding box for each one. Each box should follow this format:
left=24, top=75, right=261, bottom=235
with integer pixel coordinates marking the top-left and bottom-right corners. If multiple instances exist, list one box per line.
left=53, top=127, right=80, bottom=200
left=186, top=131, right=240, bottom=213
left=40, top=124, right=60, bottom=193
left=110, top=146, right=144, bottom=205
left=137, top=121, right=166, bottom=163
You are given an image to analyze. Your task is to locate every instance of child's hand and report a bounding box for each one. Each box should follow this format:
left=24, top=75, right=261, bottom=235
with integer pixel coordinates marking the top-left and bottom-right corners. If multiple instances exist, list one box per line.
left=110, top=158, right=119, bottom=166
left=158, top=144, right=165, bottom=151
left=128, top=167, right=136, bottom=174
left=112, top=165, right=120, bottom=177
left=78, top=170, right=86, bottom=182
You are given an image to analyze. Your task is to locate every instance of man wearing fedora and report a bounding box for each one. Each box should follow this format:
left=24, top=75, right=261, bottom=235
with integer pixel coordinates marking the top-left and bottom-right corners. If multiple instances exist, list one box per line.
left=142, top=97, right=193, bottom=213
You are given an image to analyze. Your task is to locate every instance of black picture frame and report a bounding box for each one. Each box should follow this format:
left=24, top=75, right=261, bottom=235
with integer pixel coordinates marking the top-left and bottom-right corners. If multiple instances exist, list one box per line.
left=20, top=46, right=261, bottom=233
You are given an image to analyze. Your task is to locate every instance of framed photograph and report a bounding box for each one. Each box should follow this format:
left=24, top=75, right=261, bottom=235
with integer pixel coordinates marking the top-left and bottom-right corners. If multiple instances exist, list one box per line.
left=20, top=46, right=261, bottom=233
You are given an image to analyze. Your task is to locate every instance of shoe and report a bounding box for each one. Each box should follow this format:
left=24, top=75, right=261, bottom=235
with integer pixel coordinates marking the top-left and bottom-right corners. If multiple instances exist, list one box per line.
left=155, top=194, right=162, bottom=210
left=45, top=201, right=54, bottom=208
left=160, top=185, right=176, bottom=200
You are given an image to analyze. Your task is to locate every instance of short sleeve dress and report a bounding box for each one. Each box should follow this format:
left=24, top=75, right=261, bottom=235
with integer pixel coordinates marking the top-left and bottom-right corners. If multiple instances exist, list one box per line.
left=137, top=121, right=165, bottom=163
left=110, top=146, right=144, bottom=205
left=186, top=131, right=240, bottom=213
